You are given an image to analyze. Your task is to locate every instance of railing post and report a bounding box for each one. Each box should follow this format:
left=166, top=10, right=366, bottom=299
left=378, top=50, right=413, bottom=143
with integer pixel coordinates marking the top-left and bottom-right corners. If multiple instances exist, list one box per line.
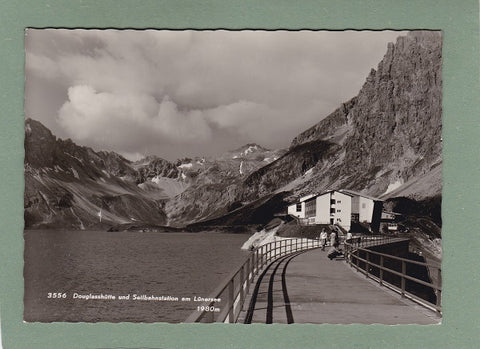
left=365, top=251, right=369, bottom=278
left=436, top=268, right=442, bottom=311
left=380, top=255, right=384, bottom=285
left=255, top=249, right=259, bottom=276
left=401, top=261, right=406, bottom=298
left=228, top=278, right=234, bottom=323
left=246, top=256, right=251, bottom=295
left=239, top=264, right=245, bottom=312
left=260, top=246, right=264, bottom=268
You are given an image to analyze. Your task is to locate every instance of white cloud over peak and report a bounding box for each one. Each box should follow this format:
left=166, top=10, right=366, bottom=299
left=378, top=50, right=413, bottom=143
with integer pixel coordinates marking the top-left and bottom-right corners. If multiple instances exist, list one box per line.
left=25, top=29, right=405, bottom=160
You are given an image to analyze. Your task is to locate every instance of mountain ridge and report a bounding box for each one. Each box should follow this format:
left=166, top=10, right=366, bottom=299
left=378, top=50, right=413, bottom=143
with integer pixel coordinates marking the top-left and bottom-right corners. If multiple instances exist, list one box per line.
left=24, top=31, right=442, bottom=230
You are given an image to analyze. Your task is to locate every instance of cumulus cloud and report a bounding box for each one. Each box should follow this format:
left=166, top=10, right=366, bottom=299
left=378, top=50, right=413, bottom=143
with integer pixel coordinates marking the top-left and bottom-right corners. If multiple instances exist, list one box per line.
left=25, top=29, right=406, bottom=160
left=58, top=86, right=212, bottom=150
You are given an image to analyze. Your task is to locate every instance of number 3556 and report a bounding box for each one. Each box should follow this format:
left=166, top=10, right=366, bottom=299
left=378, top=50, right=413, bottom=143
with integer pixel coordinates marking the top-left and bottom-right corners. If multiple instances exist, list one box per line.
left=47, top=292, right=67, bottom=299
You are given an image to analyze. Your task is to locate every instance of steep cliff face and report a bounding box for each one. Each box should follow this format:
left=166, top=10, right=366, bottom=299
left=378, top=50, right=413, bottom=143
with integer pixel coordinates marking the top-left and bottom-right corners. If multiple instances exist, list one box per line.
left=341, top=31, right=442, bottom=196
left=291, top=97, right=357, bottom=147
left=276, top=31, right=442, bottom=199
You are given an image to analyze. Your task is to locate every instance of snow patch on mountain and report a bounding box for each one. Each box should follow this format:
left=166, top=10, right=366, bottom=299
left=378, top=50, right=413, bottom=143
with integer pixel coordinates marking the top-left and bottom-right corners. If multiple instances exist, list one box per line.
left=102, top=170, right=111, bottom=178
left=385, top=180, right=403, bottom=194
left=243, top=145, right=258, bottom=156
left=71, top=167, right=79, bottom=179
left=241, top=224, right=287, bottom=250
left=178, top=163, right=193, bottom=169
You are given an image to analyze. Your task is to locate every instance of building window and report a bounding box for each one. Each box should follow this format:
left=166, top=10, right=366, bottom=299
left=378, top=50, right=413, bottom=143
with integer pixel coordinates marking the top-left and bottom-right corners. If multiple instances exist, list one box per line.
left=337, top=200, right=341, bottom=204
left=330, top=199, right=335, bottom=205
left=296, top=203, right=302, bottom=212
left=337, top=209, right=341, bottom=212
left=305, top=199, right=316, bottom=217
left=330, top=208, right=336, bottom=214
left=337, top=218, right=342, bottom=222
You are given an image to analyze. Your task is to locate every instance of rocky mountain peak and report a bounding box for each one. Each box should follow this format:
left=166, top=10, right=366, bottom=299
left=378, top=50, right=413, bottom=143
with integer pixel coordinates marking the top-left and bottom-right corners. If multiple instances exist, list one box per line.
left=287, top=31, right=442, bottom=199
left=228, top=143, right=270, bottom=158
left=24, top=118, right=58, bottom=169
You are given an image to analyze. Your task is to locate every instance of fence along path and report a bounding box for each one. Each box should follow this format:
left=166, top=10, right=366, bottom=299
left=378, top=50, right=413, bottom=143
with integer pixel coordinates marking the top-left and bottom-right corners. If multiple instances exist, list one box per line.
left=247, top=247, right=440, bottom=324
left=184, top=238, right=321, bottom=323
left=185, top=235, right=441, bottom=324
left=344, top=236, right=442, bottom=313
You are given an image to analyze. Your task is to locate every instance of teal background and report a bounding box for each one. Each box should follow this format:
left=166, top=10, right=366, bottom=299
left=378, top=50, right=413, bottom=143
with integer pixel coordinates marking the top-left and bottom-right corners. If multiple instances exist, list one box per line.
left=0, top=0, right=479, bottom=348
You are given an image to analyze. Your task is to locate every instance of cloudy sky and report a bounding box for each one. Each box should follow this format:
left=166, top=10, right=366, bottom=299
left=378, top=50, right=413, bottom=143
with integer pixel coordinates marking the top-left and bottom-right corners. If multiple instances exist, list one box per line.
left=25, top=29, right=404, bottom=161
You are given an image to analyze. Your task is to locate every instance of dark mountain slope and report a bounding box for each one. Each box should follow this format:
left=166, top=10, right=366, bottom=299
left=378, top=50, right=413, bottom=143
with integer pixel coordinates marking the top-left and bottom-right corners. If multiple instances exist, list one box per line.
left=24, top=119, right=168, bottom=229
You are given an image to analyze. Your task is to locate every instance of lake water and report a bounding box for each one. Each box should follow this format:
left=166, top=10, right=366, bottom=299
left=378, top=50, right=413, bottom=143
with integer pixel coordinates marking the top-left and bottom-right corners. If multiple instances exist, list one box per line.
left=24, top=230, right=250, bottom=323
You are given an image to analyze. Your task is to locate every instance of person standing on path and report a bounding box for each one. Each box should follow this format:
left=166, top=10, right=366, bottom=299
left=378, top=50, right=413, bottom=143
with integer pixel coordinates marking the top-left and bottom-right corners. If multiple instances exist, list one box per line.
left=320, top=229, right=328, bottom=250
left=346, top=231, right=352, bottom=242
left=330, top=231, right=337, bottom=247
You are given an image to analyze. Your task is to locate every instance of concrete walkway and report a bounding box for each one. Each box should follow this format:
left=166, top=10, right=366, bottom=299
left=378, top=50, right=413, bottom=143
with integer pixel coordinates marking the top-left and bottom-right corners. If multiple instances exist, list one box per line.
left=238, top=248, right=440, bottom=324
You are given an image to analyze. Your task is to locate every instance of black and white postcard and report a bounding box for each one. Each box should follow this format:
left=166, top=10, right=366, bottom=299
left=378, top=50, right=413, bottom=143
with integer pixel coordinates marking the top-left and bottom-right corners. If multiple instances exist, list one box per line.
left=24, top=29, right=442, bottom=324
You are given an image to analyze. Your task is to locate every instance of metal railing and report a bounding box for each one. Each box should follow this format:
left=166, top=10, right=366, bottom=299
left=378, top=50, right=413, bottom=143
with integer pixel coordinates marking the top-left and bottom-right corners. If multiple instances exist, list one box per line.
left=184, top=238, right=321, bottom=323
left=344, top=236, right=442, bottom=313
left=346, top=234, right=399, bottom=248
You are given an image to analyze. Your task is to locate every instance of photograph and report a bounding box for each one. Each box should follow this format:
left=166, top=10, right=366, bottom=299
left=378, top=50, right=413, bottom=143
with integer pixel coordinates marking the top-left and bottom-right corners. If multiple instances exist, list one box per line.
left=23, top=29, right=442, bottom=324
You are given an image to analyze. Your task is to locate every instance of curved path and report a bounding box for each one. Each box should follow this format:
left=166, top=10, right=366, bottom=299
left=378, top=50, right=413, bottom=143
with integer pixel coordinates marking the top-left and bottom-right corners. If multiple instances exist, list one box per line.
left=238, top=248, right=440, bottom=324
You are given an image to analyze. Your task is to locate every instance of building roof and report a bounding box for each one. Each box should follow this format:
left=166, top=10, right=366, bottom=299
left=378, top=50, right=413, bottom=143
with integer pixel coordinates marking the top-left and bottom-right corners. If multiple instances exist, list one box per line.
left=302, top=189, right=353, bottom=203
left=294, top=189, right=383, bottom=204
left=299, top=194, right=316, bottom=202
left=338, top=189, right=382, bottom=201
